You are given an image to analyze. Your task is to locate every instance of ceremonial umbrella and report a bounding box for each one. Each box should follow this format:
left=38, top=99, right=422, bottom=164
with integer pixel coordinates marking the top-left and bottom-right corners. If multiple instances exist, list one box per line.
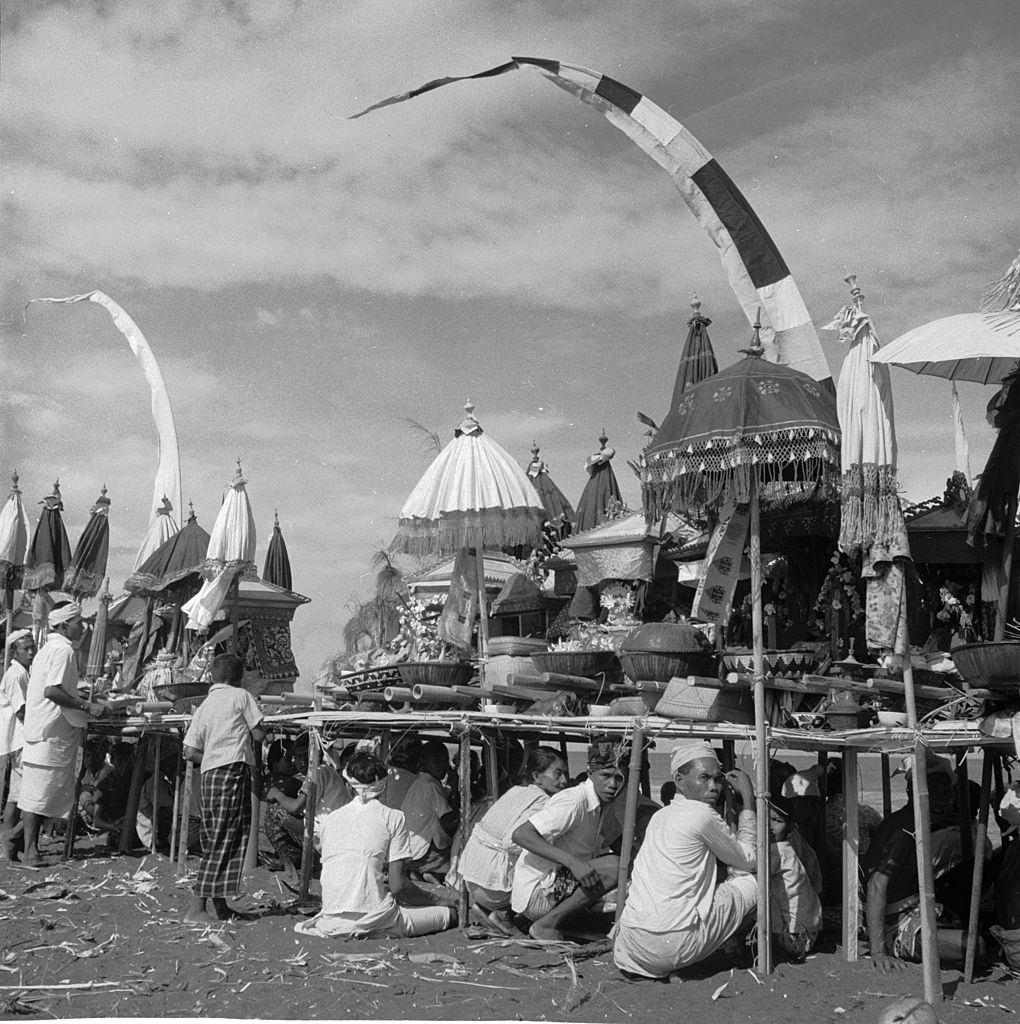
left=125, top=501, right=211, bottom=600
left=0, top=471, right=29, bottom=667
left=575, top=430, right=622, bottom=532
left=23, top=481, right=71, bottom=592
left=669, top=295, right=719, bottom=407
left=391, top=401, right=546, bottom=657
left=262, top=510, right=293, bottom=590
left=182, top=461, right=257, bottom=643
left=642, top=317, right=840, bottom=974
left=132, top=496, right=179, bottom=572
left=64, top=486, right=112, bottom=599
left=524, top=443, right=574, bottom=541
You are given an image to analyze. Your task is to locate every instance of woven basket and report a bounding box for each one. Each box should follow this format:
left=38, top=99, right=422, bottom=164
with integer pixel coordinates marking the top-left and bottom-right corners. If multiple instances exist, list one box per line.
left=654, top=677, right=753, bottom=724
left=608, top=692, right=660, bottom=716
left=618, top=650, right=717, bottom=683
left=487, top=636, right=549, bottom=658
left=721, top=649, right=818, bottom=677
left=396, top=661, right=474, bottom=688
left=530, top=650, right=622, bottom=682
left=153, top=681, right=210, bottom=714
left=340, top=666, right=403, bottom=693
left=944, top=642, right=1020, bottom=693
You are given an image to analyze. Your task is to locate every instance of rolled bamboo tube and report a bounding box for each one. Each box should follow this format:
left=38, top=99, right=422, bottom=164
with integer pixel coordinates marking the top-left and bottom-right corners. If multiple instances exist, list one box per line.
left=383, top=686, right=415, bottom=703
left=411, top=684, right=478, bottom=706
left=137, top=702, right=174, bottom=713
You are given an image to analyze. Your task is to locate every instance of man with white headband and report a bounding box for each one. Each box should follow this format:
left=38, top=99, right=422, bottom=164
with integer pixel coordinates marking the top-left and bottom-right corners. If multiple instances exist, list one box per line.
left=1, top=629, right=36, bottom=860
left=613, top=739, right=758, bottom=980
left=17, top=603, right=107, bottom=865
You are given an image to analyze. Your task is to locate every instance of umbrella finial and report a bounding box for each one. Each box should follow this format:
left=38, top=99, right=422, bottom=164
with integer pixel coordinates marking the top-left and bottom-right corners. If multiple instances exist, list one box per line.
left=457, top=400, right=481, bottom=435
left=231, top=460, right=247, bottom=488
left=690, top=293, right=703, bottom=317
left=273, top=508, right=280, bottom=529
left=531, top=440, right=540, bottom=458
left=9, top=470, right=20, bottom=497
left=739, top=309, right=766, bottom=359
left=91, top=485, right=111, bottom=515
left=156, top=495, right=173, bottom=517
left=845, top=273, right=865, bottom=310
left=40, top=479, right=63, bottom=510
left=598, top=428, right=609, bottom=448
left=187, top=499, right=196, bottom=523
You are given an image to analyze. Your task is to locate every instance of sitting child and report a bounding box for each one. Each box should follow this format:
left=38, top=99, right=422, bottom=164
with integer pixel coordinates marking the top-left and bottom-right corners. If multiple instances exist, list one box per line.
left=295, top=750, right=458, bottom=939
left=768, top=796, right=822, bottom=959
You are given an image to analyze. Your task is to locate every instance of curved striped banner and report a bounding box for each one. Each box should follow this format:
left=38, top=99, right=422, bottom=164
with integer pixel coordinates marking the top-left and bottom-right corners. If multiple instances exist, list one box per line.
left=353, top=56, right=831, bottom=384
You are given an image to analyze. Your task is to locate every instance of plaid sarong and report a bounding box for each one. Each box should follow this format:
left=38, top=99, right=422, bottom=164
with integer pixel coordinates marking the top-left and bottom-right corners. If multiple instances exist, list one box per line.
left=194, top=762, right=251, bottom=899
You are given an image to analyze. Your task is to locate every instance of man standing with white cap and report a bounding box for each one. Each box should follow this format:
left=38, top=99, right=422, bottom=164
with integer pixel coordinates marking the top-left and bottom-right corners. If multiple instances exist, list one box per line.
left=613, top=739, right=758, bottom=980
left=1, top=629, right=36, bottom=859
left=17, top=603, right=106, bottom=866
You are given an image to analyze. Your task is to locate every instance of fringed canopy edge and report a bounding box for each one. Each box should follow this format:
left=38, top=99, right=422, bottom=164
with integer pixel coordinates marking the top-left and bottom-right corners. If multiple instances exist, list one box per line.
left=390, top=507, right=546, bottom=558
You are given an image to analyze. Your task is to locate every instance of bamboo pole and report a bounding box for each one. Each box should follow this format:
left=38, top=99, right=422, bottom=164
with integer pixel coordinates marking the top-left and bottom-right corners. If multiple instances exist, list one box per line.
left=177, top=760, right=194, bottom=872
left=842, top=751, right=860, bottom=962
left=964, top=752, right=993, bottom=983
left=901, top=622, right=942, bottom=1005
left=749, top=482, right=772, bottom=974
left=957, top=757, right=973, bottom=865
left=168, top=740, right=183, bottom=863
left=299, top=727, right=320, bottom=902
left=473, top=537, right=489, bottom=677
left=3, top=586, right=13, bottom=671
left=149, top=733, right=162, bottom=854
left=484, top=732, right=500, bottom=799
left=613, top=727, right=644, bottom=926
left=457, top=727, right=472, bottom=929
left=119, top=738, right=147, bottom=853
left=880, top=754, right=892, bottom=818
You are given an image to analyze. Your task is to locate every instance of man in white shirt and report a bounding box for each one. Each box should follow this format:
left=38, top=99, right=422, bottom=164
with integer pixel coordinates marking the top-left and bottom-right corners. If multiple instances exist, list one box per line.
left=17, top=604, right=107, bottom=866
left=510, top=738, right=625, bottom=940
left=1, top=629, right=36, bottom=860
left=613, top=740, right=758, bottom=980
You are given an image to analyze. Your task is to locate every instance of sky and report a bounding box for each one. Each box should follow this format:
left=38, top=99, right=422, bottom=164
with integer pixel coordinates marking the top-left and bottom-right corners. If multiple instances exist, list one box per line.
left=2, top=0, right=1017, bottom=685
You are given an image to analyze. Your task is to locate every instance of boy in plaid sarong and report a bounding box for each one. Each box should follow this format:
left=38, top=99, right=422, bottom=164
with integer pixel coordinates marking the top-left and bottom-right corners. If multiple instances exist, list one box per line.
left=183, top=654, right=264, bottom=923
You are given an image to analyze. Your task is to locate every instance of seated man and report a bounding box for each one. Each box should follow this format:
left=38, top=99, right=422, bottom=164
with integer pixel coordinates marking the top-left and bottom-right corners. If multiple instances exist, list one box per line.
left=379, top=737, right=420, bottom=811
left=613, top=740, right=758, bottom=980
left=77, top=741, right=111, bottom=832
left=263, top=740, right=306, bottom=878
left=863, top=751, right=977, bottom=971
left=510, top=738, right=624, bottom=940
left=768, top=795, right=822, bottom=959
left=401, top=740, right=457, bottom=877
left=92, top=742, right=134, bottom=849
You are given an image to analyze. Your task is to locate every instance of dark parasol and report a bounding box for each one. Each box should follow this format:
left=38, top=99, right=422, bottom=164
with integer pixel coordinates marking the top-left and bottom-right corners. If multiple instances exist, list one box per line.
left=669, top=295, right=719, bottom=410
left=574, top=430, right=622, bottom=533
left=23, top=480, right=72, bottom=591
left=262, top=509, right=293, bottom=591
left=124, top=501, right=210, bottom=600
left=64, top=486, right=112, bottom=599
left=524, top=442, right=575, bottom=540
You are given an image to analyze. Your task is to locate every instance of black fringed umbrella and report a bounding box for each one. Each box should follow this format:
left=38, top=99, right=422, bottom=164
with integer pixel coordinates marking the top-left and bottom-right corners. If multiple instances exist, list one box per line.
left=669, top=295, right=719, bottom=409
left=23, top=481, right=71, bottom=591
left=64, top=486, right=111, bottom=599
left=575, top=430, right=622, bottom=533
left=262, top=510, right=293, bottom=590
left=525, top=443, right=575, bottom=540
left=124, top=501, right=210, bottom=600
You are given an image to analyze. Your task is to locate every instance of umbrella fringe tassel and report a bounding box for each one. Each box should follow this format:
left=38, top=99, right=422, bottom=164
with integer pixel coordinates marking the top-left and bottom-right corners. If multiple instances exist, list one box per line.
left=838, top=464, right=903, bottom=553
left=390, top=509, right=546, bottom=557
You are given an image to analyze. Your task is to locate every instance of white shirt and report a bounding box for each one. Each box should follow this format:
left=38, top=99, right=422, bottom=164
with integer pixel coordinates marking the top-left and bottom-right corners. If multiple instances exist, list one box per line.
left=318, top=799, right=414, bottom=929
left=619, top=797, right=756, bottom=933
left=183, top=683, right=262, bottom=773
left=511, top=778, right=606, bottom=914
left=400, top=772, right=452, bottom=859
left=22, top=634, right=85, bottom=768
left=770, top=840, right=822, bottom=936
left=0, top=660, right=29, bottom=756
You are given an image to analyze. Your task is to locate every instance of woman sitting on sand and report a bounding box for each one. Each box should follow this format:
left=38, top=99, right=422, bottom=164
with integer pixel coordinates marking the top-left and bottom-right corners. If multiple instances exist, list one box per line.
left=295, top=750, right=458, bottom=939
left=456, top=746, right=568, bottom=934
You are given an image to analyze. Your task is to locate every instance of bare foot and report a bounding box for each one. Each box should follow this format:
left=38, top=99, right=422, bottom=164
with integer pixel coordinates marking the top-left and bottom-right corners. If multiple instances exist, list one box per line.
left=20, top=851, right=41, bottom=868
left=183, top=909, right=215, bottom=925
left=528, top=922, right=565, bottom=941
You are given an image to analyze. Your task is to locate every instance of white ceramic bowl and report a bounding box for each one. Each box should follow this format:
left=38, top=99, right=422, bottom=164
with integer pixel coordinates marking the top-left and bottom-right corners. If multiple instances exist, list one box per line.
left=877, top=710, right=908, bottom=727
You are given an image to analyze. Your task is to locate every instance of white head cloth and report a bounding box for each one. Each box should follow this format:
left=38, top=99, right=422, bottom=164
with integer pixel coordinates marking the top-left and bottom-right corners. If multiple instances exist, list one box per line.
left=670, top=740, right=719, bottom=776
left=342, top=767, right=386, bottom=803
left=48, top=602, right=83, bottom=626
left=781, top=764, right=824, bottom=798
left=999, top=783, right=1020, bottom=837
left=4, top=628, right=32, bottom=649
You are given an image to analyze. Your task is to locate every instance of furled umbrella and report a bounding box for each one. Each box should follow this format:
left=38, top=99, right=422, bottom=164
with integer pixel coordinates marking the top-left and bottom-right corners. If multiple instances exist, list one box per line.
left=642, top=315, right=841, bottom=975
left=669, top=295, right=719, bottom=409
left=23, top=481, right=72, bottom=641
left=262, top=510, right=293, bottom=591
left=575, top=430, right=622, bottom=532
left=870, top=253, right=1020, bottom=637
left=182, top=461, right=257, bottom=637
left=133, top=496, right=179, bottom=572
left=525, top=443, right=575, bottom=541
left=0, top=471, right=29, bottom=667
left=391, top=401, right=546, bottom=657
left=125, top=501, right=211, bottom=600
left=64, top=486, right=112, bottom=599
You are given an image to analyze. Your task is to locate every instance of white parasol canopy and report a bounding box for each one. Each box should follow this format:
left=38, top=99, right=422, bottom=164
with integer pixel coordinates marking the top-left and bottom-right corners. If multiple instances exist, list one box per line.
left=391, top=401, right=545, bottom=558
left=870, top=310, right=1020, bottom=385
left=183, top=461, right=257, bottom=631
left=132, top=496, right=180, bottom=571
left=0, top=472, right=29, bottom=585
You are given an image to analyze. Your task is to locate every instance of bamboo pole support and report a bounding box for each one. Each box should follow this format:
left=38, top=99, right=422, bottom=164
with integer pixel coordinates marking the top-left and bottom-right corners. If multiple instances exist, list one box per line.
left=63, top=751, right=84, bottom=861
left=3, top=586, right=13, bottom=671
left=458, top=727, right=472, bottom=929
left=299, top=711, right=321, bottom=902
left=149, top=733, right=163, bottom=855
left=473, top=534, right=489, bottom=680
left=842, top=751, right=860, bottom=962
left=614, top=727, right=644, bottom=926
left=902, top=625, right=942, bottom=1004
left=484, top=732, right=500, bottom=799
left=964, top=751, right=993, bottom=983
left=177, top=759, right=194, bottom=873
left=168, top=739, right=183, bottom=863
left=120, top=737, right=147, bottom=853
left=957, top=756, right=973, bottom=865
left=880, top=754, right=892, bottom=818
left=749, top=482, right=772, bottom=974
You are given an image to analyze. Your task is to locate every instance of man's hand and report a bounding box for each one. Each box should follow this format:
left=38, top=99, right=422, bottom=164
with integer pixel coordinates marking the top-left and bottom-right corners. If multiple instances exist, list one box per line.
left=86, top=701, right=108, bottom=718
left=725, top=769, right=755, bottom=805
left=569, top=858, right=603, bottom=892
left=265, top=787, right=281, bottom=804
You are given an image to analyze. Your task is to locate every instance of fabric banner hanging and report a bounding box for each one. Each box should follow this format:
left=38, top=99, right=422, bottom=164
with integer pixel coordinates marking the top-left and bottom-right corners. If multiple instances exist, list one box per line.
left=25, top=292, right=183, bottom=527
left=437, top=549, right=479, bottom=651
left=693, top=502, right=750, bottom=624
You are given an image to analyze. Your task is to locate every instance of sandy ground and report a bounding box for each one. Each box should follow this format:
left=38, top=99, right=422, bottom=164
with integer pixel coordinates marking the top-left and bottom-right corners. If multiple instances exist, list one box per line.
left=0, top=836, right=1018, bottom=1023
